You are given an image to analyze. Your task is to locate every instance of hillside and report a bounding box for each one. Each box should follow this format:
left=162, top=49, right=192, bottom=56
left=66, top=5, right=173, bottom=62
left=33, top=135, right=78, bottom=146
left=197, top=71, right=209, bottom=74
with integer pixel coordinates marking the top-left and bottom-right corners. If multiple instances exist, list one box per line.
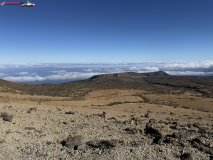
left=0, top=71, right=213, bottom=98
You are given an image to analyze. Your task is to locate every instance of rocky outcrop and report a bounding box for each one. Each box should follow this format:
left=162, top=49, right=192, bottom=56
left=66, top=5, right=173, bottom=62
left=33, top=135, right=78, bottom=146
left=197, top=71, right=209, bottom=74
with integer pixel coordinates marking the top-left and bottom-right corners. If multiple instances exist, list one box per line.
left=90, top=72, right=140, bottom=79
left=90, top=71, right=169, bottom=80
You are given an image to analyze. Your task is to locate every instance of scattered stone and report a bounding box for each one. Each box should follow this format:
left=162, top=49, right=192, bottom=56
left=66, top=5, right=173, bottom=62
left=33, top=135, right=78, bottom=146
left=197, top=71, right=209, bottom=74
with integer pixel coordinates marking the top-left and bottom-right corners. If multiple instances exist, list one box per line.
left=193, top=122, right=202, bottom=128
left=149, top=119, right=158, bottom=124
left=62, top=135, right=84, bottom=150
left=152, top=136, right=165, bottom=144
left=0, top=112, right=13, bottom=122
left=124, top=128, right=139, bottom=134
left=146, top=123, right=171, bottom=137
left=108, top=117, right=116, bottom=120
left=191, top=138, right=213, bottom=154
left=87, top=139, right=127, bottom=150
left=123, top=121, right=129, bottom=125
left=27, top=107, right=37, bottom=113
left=180, top=153, right=193, bottom=160
left=46, top=141, right=52, bottom=145
left=163, top=138, right=176, bottom=145
left=187, top=124, right=193, bottom=128
left=158, top=120, right=167, bottom=124
left=172, top=122, right=179, bottom=125
left=145, top=113, right=150, bottom=118
left=130, top=117, right=142, bottom=125
left=179, top=131, right=189, bottom=139
left=25, top=127, right=36, bottom=130
left=102, top=111, right=108, bottom=119
left=191, top=138, right=202, bottom=145
left=170, top=125, right=181, bottom=130
left=65, top=111, right=75, bottom=114
left=56, top=107, right=62, bottom=111
left=172, top=132, right=181, bottom=138
left=0, top=139, right=6, bottom=144
left=198, top=127, right=209, bottom=133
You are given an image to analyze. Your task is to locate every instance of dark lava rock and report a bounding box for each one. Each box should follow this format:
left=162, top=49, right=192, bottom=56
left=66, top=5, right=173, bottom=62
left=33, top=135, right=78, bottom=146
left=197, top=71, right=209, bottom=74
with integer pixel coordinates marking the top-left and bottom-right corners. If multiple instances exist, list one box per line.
left=191, top=138, right=213, bottom=154
left=129, top=117, right=142, bottom=125
left=63, top=121, right=68, bottom=125
left=191, top=138, right=202, bottom=144
left=180, top=153, right=193, bottom=160
left=0, top=112, right=13, bottom=122
left=193, top=123, right=202, bottom=128
left=172, top=122, right=179, bottom=125
left=163, top=138, right=176, bottom=145
left=198, top=127, right=209, bottom=133
left=124, top=128, right=139, bottom=134
left=179, top=131, right=189, bottom=139
left=25, top=127, right=36, bottom=130
left=172, top=132, right=181, bottom=138
left=187, top=124, right=193, bottom=128
left=27, top=107, right=37, bottom=113
left=61, top=135, right=84, bottom=150
left=65, top=111, right=75, bottom=114
left=87, top=139, right=127, bottom=150
left=152, top=136, right=165, bottom=144
left=158, top=120, right=168, bottom=124
left=145, top=113, right=150, bottom=118
left=0, top=139, right=6, bottom=144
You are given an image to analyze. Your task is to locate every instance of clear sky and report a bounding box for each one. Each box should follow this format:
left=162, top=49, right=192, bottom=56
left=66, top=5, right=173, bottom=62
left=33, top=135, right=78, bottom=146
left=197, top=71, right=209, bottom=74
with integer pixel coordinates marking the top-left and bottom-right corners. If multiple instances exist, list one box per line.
left=1, top=0, right=213, bottom=63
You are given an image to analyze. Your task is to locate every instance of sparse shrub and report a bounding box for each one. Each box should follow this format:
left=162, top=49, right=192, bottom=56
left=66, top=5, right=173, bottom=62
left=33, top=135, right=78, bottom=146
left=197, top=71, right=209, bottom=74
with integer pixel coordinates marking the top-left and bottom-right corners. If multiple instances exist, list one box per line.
left=0, top=112, right=13, bottom=122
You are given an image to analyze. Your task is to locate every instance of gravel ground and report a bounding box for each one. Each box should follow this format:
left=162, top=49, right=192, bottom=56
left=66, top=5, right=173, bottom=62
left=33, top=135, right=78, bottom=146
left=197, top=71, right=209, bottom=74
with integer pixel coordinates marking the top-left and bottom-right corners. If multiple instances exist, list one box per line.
left=0, top=103, right=213, bottom=160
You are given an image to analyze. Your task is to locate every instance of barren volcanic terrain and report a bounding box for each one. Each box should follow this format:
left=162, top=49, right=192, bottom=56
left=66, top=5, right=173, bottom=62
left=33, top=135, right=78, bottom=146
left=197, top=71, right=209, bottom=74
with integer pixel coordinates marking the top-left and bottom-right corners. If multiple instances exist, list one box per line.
left=0, top=71, right=212, bottom=159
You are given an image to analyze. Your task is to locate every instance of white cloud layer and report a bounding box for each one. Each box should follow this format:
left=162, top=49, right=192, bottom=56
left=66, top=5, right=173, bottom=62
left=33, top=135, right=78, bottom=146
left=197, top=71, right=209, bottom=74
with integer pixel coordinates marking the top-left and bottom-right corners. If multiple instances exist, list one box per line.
left=3, top=72, right=103, bottom=82
left=17, top=72, right=29, bottom=75
left=0, top=73, right=7, bottom=77
left=0, top=60, right=213, bottom=83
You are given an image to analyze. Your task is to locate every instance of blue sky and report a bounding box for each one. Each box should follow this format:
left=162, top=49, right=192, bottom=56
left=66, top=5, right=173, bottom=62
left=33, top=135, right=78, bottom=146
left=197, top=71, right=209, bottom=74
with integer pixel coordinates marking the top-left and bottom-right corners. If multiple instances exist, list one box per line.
left=1, top=0, right=213, bottom=63
left=1, top=0, right=213, bottom=84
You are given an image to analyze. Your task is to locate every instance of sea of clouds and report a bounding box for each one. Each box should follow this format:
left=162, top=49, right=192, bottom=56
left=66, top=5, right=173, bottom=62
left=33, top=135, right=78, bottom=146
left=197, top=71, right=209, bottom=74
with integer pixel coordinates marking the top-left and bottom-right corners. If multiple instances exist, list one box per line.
left=0, top=60, right=213, bottom=84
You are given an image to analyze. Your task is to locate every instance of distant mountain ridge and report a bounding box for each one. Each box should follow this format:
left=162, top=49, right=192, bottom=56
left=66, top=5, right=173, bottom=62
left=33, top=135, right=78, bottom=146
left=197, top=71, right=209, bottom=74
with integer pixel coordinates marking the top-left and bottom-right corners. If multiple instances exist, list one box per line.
left=0, top=71, right=213, bottom=98
left=90, top=71, right=169, bottom=79
left=90, top=72, right=140, bottom=79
